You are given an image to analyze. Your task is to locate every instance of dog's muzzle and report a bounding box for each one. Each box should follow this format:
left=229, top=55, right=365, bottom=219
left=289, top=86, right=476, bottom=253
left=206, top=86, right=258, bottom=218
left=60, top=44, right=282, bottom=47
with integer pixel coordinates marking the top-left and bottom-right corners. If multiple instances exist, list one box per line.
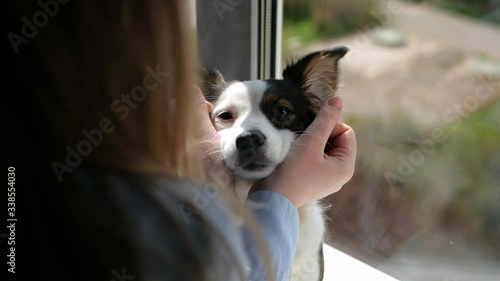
left=236, top=130, right=268, bottom=171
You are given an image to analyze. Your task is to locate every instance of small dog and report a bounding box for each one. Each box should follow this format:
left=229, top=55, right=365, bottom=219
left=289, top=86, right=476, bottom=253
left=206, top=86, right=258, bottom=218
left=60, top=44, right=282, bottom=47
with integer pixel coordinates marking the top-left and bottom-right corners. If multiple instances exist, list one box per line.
left=200, top=46, right=348, bottom=281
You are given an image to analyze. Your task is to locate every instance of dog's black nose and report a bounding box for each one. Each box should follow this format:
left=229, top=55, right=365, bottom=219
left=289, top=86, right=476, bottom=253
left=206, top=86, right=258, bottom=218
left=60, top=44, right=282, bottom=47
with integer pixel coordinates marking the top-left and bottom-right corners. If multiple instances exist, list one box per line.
left=236, top=130, right=266, bottom=151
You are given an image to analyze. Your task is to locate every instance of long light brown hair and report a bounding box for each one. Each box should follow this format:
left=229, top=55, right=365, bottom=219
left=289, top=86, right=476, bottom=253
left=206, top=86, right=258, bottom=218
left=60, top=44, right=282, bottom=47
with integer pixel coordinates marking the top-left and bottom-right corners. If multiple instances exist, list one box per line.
left=15, top=0, right=200, bottom=179
left=9, top=1, right=275, bottom=280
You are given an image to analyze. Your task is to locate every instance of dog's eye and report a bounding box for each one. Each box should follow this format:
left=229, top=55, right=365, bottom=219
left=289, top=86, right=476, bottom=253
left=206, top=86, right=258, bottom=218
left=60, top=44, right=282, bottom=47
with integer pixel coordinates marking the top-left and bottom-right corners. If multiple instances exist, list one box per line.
left=218, top=111, right=233, bottom=120
left=281, top=107, right=289, bottom=117
left=274, top=106, right=290, bottom=118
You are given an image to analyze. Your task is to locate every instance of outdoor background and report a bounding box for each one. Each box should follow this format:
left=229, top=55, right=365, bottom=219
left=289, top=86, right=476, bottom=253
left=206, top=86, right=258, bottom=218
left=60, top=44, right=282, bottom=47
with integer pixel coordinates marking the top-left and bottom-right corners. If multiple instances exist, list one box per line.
left=282, top=0, right=500, bottom=280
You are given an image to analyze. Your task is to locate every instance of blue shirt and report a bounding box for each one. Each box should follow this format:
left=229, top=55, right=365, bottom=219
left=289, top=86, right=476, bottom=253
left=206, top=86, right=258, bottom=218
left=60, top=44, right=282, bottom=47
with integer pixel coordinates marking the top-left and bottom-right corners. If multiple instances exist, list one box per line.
left=152, top=180, right=300, bottom=281
left=71, top=166, right=299, bottom=281
left=165, top=184, right=300, bottom=281
left=244, top=191, right=299, bottom=281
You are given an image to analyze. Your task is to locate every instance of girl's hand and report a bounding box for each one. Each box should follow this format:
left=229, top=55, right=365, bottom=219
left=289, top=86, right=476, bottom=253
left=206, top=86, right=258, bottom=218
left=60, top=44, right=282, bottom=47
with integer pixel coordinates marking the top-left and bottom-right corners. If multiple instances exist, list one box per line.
left=251, top=97, right=357, bottom=207
left=192, top=86, right=236, bottom=195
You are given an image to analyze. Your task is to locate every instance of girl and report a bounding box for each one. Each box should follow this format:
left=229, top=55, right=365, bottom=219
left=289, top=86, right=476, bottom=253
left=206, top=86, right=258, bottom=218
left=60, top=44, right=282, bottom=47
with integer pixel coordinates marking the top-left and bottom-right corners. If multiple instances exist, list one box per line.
left=7, top=1, right=356, bottom=280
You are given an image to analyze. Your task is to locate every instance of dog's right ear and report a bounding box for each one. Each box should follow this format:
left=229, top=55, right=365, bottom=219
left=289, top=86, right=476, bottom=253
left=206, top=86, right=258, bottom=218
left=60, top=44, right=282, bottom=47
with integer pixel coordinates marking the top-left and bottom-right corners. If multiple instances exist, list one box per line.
left=199, top=67, right=225, bottom=103
left=282, top=47, right=348, bottom=112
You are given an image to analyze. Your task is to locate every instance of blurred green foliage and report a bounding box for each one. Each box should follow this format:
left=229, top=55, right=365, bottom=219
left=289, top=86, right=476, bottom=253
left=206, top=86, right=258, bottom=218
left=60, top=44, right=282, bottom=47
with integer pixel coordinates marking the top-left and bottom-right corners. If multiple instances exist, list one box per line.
left=346, top=98, right=500, bottom=257
left=282, top=0, right=500, bottom=56
left=282, top=0, right=381, bottom=56
left=406, top=0, right=500, bottom=25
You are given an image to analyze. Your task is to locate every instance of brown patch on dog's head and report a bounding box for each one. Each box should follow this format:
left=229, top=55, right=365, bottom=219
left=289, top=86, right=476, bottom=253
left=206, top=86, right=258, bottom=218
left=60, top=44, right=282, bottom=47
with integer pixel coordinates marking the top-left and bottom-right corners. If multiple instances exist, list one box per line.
left=283, top=46, right=348, bottom=113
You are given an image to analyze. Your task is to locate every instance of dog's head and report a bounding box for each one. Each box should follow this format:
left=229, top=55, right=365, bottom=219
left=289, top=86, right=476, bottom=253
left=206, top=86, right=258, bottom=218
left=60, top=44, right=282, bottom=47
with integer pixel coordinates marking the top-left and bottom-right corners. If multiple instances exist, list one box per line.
left=200, top=47, right=348, bottom=181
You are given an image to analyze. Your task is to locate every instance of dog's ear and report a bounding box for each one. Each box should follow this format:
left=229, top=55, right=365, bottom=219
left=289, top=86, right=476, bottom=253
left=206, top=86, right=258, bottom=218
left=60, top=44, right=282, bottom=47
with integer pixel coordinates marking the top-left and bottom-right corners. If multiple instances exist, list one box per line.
left=199, top=67, right=226, bottom=103
left=283, top=46, right=348, bottom=110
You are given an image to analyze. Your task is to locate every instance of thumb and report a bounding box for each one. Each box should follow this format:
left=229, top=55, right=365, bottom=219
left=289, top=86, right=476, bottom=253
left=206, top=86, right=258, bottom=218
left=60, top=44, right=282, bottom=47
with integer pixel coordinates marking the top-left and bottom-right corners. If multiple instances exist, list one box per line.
left=300, top=96, right=343, bottom=150
left=191, top=85, right=217, bottom=137
left=192, top=85, right=213, bottom=112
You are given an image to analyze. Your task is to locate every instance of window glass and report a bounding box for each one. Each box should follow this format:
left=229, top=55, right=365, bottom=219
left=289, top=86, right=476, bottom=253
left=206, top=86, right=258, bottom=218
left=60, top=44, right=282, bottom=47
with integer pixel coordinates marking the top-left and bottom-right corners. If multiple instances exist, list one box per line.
left=282, top=0, right=500, bottom=280
left=194, top=0, right=500, bottom=279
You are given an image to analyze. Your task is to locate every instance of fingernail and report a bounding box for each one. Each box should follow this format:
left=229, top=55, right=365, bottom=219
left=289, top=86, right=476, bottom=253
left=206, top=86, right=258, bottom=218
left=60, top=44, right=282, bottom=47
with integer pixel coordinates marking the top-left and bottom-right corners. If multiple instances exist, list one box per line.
left=327, top=96, right=342, bottom=109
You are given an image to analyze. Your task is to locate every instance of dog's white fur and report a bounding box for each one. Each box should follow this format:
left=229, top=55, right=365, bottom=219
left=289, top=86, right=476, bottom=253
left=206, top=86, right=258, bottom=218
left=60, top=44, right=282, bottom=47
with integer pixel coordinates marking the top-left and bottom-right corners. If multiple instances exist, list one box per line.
left=211, top=81, right=295, bottom=180
left=211, top=81, right=325, bottom=281
left=204, top=47, right=348, bottom=281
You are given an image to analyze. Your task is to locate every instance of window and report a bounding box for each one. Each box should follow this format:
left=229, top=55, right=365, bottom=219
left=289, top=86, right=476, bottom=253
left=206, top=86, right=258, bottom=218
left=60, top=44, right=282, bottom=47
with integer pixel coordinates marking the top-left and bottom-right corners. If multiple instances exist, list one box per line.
left=194, top=0, right=500, bottom=280
left=196, top=0, right=282, bottom=80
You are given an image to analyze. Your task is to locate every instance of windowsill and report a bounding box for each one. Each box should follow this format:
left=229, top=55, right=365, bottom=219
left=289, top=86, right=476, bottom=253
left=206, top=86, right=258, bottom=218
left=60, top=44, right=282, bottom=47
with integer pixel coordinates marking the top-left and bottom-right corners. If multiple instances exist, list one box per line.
left=323, top=244, right=400, bottom=281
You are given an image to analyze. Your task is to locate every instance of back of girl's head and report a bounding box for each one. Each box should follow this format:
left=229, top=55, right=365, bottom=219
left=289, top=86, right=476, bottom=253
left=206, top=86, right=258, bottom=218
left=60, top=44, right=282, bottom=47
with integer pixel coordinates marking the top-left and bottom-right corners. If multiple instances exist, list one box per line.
left=11, top=0, right=201, bottom=179
left=7, top=1, right=247, bottom=280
